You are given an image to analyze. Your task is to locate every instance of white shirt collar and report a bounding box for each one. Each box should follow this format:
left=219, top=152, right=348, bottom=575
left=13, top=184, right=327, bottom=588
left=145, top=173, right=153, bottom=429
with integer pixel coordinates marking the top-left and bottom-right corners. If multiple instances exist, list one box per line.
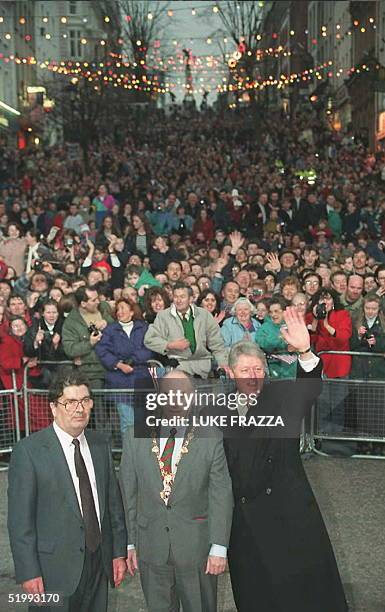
left=53, top=420, right=86, bottom=448
left=170, top=303, right=195, bottom=319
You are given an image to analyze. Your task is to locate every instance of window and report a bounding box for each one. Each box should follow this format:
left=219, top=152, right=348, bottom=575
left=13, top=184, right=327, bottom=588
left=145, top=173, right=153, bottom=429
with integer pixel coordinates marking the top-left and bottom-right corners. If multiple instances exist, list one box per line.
left=69, top=1, right=77, bottom=15
left=70, top=30, right=82, bottom=57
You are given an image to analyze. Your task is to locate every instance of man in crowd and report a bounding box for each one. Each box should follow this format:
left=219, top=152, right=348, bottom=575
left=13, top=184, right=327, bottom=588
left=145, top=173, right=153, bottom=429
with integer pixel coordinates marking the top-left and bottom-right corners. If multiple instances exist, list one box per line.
left=144, top=282, right=228, bottom=378
left=62, top=287, right=113, bottom=426
left=340, top=274, right=364, bottom=315
left=8, top=368, right=127, bottom=612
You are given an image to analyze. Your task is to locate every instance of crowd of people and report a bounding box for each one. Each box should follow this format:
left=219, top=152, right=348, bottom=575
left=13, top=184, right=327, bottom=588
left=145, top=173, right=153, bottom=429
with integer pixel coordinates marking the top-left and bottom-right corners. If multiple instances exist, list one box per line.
left=0, top=105, right=385, bottom=447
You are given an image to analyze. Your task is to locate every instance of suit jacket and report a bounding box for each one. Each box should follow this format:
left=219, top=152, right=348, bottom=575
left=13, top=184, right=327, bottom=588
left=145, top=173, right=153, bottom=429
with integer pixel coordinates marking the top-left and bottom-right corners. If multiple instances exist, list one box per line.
left=8, top=425, right=127, bottom=596
left=119, top=427, right=233, bottom=567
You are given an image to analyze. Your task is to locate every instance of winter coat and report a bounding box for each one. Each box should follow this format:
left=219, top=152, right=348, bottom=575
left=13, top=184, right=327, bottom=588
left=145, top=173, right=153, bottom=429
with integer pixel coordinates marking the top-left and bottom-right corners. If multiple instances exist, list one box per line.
left=221, top=316, right=261, bottom=348
left=255, top=317, right=297, bottom=380
left=350, top=318, right=385, bottom=380
left=95, top=319, right=154, bottom=389
left=307, top=309, right=352, bottom=378
left=62, top=302, right=114, bottom=381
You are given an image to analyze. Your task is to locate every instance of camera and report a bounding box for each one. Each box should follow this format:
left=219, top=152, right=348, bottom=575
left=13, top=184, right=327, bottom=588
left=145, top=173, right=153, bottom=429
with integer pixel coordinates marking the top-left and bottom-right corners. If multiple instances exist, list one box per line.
left=65, top=238, right=74, bottom=247
left=88, top=323, right=99, bottom=335
left=315, top=302, right=327, bottom=320
left=362, top=330, right=375, bottom=341
left=33, top=260, right=44, bottom=272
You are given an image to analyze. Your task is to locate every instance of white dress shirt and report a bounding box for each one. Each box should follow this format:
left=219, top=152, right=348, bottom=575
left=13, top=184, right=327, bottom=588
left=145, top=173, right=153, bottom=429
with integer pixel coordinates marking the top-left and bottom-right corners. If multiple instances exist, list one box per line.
left=128, top=426, right=227, bottom=558
left=53, top=421, right=101, bottom=528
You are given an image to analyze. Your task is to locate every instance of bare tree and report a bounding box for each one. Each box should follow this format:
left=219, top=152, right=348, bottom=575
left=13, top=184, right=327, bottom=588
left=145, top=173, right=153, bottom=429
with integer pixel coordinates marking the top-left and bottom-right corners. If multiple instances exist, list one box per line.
left=119, top=1, right=170, bottom=68
left=210, top=1, right=264, bottom=105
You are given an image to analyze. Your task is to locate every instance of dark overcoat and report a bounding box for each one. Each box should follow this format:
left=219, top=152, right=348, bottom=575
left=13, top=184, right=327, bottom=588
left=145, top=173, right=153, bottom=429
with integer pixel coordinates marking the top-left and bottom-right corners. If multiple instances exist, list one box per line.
left=224, top=361, right=348, bottom=612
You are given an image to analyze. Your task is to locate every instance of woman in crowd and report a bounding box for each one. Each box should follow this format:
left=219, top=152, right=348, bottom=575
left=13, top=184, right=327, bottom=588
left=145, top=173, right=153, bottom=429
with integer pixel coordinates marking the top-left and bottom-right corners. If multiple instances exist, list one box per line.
left=95, top=298, right=154, bottom=433
left=92, top=183, right=116, bottom=228
left=0, top=223, right=26, bottom=277
left=125, top=212, right=152, bottom=256
left=349, top=295, right=385, bottom=451
left=221, top=297, right=261, bottom=348
left=149, top=235, right=182, bottom=276
left=143, top=286, right=171, bottom=324
left=307, top=288, right=352, bottom=432
left=94, top=214, right=121, bottom=251
left=292, top=292, right=309, bottom=317
left=255, top=296, right=297, bottom=379
left=197, top=288, right=226, bottom=325
left=24, top=300, right=66, bottom=386
left=192, top=208, right=215, bottom=244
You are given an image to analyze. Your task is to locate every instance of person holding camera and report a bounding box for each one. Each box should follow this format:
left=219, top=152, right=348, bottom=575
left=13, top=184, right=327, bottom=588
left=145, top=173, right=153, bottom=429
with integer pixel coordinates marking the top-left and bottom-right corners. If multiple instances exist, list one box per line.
left=24, top=300, right=66, bottom=386
left=349, top=295, right=385, bottom=448
left=62, top=286, right=114, bottom=428
left=307, top=288, right=352, bottom=432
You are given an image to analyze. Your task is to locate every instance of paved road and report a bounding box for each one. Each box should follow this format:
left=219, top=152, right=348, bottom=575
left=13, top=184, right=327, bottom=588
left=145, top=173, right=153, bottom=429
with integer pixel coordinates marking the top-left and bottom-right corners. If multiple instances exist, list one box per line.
left=1, top=455, right=384, bottom=611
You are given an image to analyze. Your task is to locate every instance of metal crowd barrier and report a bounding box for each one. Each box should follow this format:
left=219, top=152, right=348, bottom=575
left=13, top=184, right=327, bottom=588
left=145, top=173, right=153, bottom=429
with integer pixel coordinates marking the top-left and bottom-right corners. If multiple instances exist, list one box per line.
left=310, top=350, right=385, bottom=459
left=0, top=373, right=22, bottom=471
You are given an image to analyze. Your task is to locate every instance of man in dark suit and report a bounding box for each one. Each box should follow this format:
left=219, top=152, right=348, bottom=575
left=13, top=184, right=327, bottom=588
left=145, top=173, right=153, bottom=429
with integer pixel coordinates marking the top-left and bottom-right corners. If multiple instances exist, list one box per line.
left=290, top=185, right=308, bottom=232
left=224, top=308, right=348, bottom=612
left=7, top=367, right=127, bottom=612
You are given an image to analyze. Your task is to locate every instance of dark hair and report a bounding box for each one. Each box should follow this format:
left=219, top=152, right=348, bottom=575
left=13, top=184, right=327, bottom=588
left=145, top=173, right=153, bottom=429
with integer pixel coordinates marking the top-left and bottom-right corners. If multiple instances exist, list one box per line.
left=48, top=367, right=91, bottom=403
left=74, top=286, right=96, bottom=306
left=173, top=281, right=193, bottom=296
left=143, top=286, right=171, bottom=317
left=196, top=288, right=221, bottom=315
left=268, top=295, right=287, bottom=310
left=302, top=272, right=322, bottom=287
left=310, top=288, right=344, bottom=311
left=7, top=293, right=26, bottom=307
left=41, top=299, right=59, bottom=313
left=58, top=294, right=76, bottom=317
left=167, top=260, right=183, bottom=271
left=374, top=264, right=385, bottom=281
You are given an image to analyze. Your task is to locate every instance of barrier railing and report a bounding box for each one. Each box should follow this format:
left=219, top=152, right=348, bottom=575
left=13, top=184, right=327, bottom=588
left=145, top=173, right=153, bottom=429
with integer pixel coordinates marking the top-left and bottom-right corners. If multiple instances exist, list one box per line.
left=0, top=373, right=22, bottom=470
left=311, top=350, right=385, bottom=458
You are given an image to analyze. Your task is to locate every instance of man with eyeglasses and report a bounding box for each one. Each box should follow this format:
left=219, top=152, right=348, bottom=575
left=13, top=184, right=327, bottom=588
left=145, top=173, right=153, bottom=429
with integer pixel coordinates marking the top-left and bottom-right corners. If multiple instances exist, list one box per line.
left=8, top=367, right=127, bottom=612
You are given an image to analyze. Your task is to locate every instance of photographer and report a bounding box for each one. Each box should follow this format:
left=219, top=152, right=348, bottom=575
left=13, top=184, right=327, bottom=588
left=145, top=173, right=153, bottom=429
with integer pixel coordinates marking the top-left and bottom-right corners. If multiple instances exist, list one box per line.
left=24, top=300, right=66, bottom=386
left=307, top=288, right=352, bottom=432
left=62, top=286, right=114, bottom=427
left=350, top=295, right=385, bottom=380
left=349, top=295, right=385, bottom=448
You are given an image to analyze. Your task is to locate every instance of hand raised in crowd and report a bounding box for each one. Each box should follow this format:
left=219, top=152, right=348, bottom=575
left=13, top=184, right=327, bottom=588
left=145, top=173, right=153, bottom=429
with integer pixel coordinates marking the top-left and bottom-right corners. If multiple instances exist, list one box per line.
left=280, top=306, right=310, bottom=353
left=214, top=311, right=226, bottom=325
left=229, top=230, right=245, bottom=253
left=358, top=326, right=367, bottom=337
left=265, top=252, right=281, bottom=272
left=113, top=557, right=127, bottom=587
left=167, top=338, right=190, bottom=351
left=22, top=576, right=45, bottom=596
left=126, top=549, right=138, bottom=577
left=205, top=555, right=227, bottom=576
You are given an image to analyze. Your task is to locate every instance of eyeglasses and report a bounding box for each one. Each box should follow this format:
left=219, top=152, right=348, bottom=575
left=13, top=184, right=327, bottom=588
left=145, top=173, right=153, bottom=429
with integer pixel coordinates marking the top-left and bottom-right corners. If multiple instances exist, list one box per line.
left=56, top=397, right=93, bottom=413
left=304, top=280, right=319, bottom=286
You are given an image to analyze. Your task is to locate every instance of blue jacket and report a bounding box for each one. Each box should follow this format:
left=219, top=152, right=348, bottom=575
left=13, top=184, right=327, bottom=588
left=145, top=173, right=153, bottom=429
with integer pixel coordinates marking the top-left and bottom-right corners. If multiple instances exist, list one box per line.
left=221, top=316, right=261, bottom=347
left=95, top=320, right=154, bottom=388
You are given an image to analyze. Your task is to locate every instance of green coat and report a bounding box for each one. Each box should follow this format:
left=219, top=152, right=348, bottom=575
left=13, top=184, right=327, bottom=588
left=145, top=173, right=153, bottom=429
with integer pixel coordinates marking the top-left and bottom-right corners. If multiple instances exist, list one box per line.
left=327, top=209, right=342, bottom=238
left=350, top=319, right=385, bottom=380
left=255, top=317, right=297, bottom=380
left=62, top=302, right=114, bottom=381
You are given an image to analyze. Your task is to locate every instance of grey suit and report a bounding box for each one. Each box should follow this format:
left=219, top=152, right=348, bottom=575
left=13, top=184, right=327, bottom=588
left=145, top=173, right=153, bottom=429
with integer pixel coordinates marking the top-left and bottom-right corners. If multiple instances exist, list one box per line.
left=7, top=425, right=127, bottom=609
left=119, top=427, right=233, bottom=611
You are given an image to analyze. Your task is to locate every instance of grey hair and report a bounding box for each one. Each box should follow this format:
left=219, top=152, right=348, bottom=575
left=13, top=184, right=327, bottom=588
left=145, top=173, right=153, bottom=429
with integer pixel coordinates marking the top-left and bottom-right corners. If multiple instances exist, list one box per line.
left=228, top=340, right=267, bottom=371
left=231, top=297, right=256, bottom=316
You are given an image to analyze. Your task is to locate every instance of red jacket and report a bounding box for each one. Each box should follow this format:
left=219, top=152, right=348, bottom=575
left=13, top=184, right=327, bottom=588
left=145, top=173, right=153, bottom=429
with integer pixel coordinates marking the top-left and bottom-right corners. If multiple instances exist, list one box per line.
left=0, top=333, right=40, bottom=390
left=306, top=309, right=352, bottom=378
left=192, top=218, right=215, bottom=243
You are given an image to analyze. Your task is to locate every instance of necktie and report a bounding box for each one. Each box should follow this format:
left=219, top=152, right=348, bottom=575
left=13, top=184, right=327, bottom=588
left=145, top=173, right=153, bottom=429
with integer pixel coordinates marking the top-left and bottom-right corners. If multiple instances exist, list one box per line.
left=72, top=438, right=101, bottom=552
left=160, top=428, right=177, bottom=474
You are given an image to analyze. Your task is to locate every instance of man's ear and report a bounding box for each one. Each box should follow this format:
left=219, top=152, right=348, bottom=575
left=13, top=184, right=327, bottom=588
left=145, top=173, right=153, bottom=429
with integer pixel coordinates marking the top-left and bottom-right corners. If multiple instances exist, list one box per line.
left=228, top=368, right=235, bottom=380
left=50, top=402, right=57, bottom=418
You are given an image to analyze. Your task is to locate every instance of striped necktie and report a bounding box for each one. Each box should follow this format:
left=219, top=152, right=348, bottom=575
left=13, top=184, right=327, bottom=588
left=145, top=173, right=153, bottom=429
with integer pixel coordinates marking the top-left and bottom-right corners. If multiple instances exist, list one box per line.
left=160, top=428, right=177, bottom=474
